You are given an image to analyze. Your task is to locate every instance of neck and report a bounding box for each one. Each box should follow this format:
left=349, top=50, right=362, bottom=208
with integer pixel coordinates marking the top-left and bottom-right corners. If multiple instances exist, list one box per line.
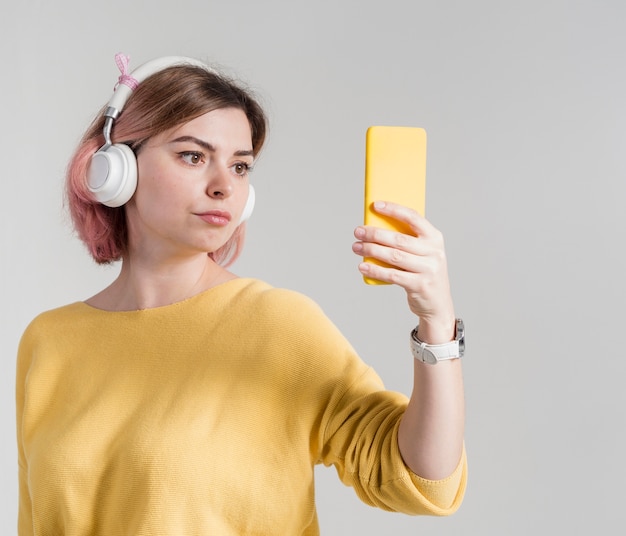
left=86, top=253, right=236, bottom=311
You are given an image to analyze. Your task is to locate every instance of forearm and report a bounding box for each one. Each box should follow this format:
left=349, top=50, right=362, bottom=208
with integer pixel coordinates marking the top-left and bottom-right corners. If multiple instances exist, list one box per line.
left=397, top=319, right=465, bottom=480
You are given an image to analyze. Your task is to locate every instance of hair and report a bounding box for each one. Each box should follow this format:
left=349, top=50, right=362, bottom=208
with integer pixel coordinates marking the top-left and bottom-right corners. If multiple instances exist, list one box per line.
left=66, top=63, right=268, bottom=265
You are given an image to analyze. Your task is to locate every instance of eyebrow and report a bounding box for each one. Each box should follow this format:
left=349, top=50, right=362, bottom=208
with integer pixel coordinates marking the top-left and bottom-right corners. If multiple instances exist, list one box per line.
left=170, top=135, right=254, bottom=157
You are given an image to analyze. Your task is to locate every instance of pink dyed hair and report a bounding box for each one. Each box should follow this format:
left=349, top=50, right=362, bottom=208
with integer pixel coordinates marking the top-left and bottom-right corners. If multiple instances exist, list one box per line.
left=66, top=64, right=267, bottom=265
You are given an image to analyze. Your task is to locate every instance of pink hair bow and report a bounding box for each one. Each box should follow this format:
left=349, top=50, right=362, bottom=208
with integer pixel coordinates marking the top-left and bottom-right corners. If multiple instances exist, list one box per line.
left=114, top=53, right=139, bottom=90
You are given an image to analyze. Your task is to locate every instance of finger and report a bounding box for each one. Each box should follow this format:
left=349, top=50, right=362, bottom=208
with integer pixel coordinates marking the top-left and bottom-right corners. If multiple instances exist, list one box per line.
left=354, top=241, right=436, bottom=274
left=358, top=257, right=452, bottom=316
left=371, top=201, right=438, bottom=238
left=358, top=259, right=423, bottom=289
left=354, top=225, right=434, bottom=258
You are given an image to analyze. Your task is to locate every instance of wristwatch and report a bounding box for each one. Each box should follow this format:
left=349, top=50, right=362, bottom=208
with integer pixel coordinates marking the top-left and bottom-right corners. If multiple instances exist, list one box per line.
left=410, top=318, right=465, bottom=365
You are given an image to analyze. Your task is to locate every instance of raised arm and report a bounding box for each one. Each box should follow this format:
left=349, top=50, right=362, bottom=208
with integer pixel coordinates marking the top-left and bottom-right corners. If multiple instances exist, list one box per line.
left=352, top=201, right=465, bottom=480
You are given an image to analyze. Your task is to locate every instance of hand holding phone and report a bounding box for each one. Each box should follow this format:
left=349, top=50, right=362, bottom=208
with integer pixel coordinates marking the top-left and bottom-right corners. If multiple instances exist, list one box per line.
left=363, top=126, right=427, bottom=285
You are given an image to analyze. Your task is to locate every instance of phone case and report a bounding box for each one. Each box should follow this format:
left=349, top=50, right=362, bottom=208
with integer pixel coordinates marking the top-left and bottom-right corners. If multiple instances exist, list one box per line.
left=363, top=126, right=427, bottom=285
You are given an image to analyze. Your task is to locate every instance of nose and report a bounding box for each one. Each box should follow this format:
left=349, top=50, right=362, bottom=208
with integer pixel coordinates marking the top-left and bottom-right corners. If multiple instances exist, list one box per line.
left=206, top=166, right=233, bottom=199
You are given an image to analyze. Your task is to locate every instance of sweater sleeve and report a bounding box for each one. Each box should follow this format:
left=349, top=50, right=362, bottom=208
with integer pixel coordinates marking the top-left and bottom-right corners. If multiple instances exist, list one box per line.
left=319, top=368, right=467, bottom=515
left=16, top=323, right=35, bottom=535
left=277, top=289, right=468, bottom=516
left=259, top=285, right=468, bottom=516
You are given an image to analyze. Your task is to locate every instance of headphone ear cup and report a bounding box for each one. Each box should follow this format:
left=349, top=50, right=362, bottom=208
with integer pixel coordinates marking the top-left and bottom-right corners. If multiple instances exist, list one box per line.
left=87, top=144, right=138, bottom=207
left=239, top=183, right=255, bottom=224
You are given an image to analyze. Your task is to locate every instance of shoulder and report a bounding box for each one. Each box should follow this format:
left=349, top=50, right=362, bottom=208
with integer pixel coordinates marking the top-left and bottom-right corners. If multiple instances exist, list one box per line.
left=231, top=279, right=356, bottom=357
left=230, top=278, right=329, bottom=324
left=17, top=302, right=87, bottom=369
left=21, top=302, right=87, bottom=339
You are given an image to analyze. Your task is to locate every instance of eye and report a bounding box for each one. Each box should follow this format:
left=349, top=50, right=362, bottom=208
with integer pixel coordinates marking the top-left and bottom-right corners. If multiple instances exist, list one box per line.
left=179, top=151, right=204, bottom=165
left=232, top=162, right=253, bottom=177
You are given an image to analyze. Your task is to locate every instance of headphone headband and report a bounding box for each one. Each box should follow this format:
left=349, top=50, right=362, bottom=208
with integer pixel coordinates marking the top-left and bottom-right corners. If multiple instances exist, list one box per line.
left=106, top=55, right=211, bottom=117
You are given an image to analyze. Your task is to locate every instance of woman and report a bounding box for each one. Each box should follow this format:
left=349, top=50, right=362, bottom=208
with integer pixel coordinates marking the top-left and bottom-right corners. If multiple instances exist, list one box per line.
left=16, top=54, right=467, bottom=535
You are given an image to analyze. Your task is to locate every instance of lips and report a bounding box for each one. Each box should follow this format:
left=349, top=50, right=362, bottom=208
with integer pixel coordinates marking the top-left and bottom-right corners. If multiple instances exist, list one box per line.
left=195, top=210, right=232, bottom=226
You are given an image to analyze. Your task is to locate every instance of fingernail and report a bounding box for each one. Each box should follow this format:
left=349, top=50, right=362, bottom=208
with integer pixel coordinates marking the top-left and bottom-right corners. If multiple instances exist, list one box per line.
left=354, top=227, right=365, bottom=238
left=373, top=201, right=386, bottom=210
left=352, top=242, right=363, bottom=253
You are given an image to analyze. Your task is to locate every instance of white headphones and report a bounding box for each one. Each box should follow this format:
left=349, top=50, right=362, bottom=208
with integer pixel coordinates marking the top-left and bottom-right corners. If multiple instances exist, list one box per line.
left=87, top=55, right=255, bottom=224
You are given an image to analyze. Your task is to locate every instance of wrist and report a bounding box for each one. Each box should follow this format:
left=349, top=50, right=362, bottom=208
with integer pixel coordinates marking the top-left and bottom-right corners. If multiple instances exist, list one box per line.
left=411, top=318, right=465, bottom=365
left=416, top=314, right=456, bottom=345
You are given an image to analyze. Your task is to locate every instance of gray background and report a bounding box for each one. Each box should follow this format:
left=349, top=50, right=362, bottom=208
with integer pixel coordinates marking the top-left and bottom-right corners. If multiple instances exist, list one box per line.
left=2, top=0, right=624, bottom=534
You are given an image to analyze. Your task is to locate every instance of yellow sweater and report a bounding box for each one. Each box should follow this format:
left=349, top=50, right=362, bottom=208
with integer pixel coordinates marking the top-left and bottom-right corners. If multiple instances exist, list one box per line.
left=17, top=278, right=466, bottom=535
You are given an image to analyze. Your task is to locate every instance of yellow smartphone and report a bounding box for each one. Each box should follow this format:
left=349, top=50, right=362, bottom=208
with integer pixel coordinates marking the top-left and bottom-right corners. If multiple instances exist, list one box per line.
left=363, top=126, right=427, bottom=285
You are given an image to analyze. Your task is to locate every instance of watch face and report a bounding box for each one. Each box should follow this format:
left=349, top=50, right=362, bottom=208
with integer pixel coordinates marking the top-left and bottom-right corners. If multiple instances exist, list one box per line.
left=456, top=319, right=465, bottom=357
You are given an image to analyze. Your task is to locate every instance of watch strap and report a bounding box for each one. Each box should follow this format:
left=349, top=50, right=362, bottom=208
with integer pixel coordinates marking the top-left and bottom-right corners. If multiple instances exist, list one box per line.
left=410, top=319, right=465, bottom=365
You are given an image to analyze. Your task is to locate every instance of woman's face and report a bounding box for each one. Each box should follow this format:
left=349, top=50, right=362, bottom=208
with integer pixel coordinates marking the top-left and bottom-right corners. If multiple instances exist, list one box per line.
left=126, top=107, right=254, bottom=260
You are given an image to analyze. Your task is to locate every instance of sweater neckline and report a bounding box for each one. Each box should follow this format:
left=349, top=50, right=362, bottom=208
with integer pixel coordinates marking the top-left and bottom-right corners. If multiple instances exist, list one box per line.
left=75, top=277, right=258, bottom=315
